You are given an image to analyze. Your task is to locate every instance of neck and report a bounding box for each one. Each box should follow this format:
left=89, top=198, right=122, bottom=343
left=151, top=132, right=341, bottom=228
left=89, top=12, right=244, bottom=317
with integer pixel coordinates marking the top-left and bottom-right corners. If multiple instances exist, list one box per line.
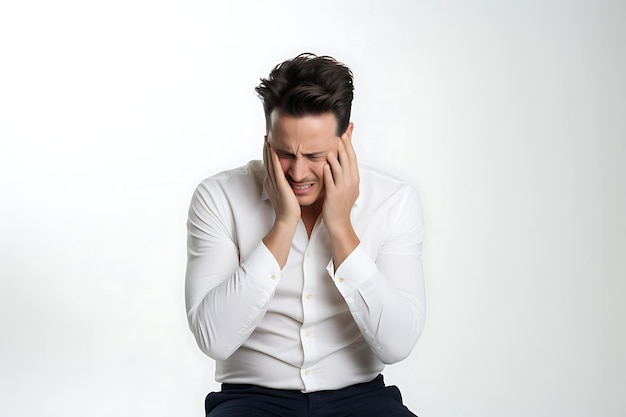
left=301, top=200, right=323, bottom=238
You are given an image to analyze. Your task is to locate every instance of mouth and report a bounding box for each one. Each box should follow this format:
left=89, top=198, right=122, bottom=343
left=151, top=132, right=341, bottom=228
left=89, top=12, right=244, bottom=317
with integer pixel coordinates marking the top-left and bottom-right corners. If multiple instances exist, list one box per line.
left=290, top=183, right=315, bottom=195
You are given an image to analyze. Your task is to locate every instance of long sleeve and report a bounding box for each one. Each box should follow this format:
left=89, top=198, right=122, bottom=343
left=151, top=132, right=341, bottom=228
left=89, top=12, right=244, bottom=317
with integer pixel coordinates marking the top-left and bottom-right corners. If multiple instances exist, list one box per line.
left=184, top=179, right=282, bottom=361
left=184, top=163, right=426, bottom=391
left=327, top=184, right=426, bottom=364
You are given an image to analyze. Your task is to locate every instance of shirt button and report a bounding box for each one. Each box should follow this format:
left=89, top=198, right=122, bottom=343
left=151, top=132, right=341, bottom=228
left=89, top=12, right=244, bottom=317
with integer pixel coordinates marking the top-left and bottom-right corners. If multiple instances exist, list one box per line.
left=306, top=251, right=311, bottom=257
left=271, top=274, right=277, bottom=281
left=304, top=369, right=310, bottom=376
left=338, top=277, right=345, bottom=283
left=306, top=294, right=312, bottom=299
left=305, top=331, right=310, bottom=337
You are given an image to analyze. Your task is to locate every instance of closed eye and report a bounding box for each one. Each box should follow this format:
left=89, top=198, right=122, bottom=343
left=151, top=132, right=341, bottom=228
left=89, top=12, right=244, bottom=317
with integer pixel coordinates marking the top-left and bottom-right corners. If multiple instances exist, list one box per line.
left=275, top=151, right=326, bottom=161
left=306, top=153, right=326, bottom=161
left=276, top=152, right=295, bottom=160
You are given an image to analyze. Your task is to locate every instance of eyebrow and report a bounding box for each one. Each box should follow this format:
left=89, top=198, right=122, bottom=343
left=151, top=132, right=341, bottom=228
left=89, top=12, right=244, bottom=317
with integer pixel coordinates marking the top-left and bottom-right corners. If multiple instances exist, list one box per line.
left=304, top=152, right=327, bottom=158
left=274, top=148, right=327, bottom=158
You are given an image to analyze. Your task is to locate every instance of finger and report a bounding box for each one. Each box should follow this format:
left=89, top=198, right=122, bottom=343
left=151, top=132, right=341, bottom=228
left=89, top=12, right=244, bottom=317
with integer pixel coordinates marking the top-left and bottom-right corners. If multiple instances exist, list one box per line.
left=326, top=151, right=342, bottom=185
left=337, top=138, right=350, bottom=174
left=265, top=143, right=278, bottom=186
left=341, top=135, right=359, bottom=179
left=323, top=163, right=335, bottom=192
left=263, top=142, right=272, bottom=180
left=269, top=146, right=289, bottom=189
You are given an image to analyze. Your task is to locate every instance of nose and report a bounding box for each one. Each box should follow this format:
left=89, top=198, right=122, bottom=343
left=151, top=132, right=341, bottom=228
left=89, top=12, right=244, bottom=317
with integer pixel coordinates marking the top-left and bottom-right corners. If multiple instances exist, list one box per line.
left=288, top=157, right=308, bottom=182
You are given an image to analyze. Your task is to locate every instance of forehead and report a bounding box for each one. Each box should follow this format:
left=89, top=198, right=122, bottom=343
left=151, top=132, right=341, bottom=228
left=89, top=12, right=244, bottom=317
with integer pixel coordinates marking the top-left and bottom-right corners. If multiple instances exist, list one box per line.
left=268, top=111, right=338, bottom=147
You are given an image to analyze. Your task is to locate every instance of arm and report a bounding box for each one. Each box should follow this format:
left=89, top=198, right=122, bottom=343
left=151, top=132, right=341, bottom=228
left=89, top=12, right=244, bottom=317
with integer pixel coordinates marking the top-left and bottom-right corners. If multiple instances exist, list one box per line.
left=329, top=186, right=425, bottom=364
left=322, top=134, right=426, bottom=364
left=261, top=139, right=301, bottom=268
left=184, top=180, right=283, bottom=361
left=185, top=142, right=301, bottom=360
left=322, top=127, right=361, bottom=269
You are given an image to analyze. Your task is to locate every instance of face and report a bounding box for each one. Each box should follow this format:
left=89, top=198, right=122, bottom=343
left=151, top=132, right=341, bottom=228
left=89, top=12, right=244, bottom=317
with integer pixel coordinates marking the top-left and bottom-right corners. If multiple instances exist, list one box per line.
left=266, top=110, right=352, bottom=208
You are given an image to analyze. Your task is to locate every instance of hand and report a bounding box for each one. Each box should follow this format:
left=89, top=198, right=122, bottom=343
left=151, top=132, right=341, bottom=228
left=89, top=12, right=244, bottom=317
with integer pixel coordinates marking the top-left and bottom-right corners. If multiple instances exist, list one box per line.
left=322, top=133, right=360, bottom=230
left=263, top=140, right=301, bottom=226
left=262, top=140, right=301, bottom=268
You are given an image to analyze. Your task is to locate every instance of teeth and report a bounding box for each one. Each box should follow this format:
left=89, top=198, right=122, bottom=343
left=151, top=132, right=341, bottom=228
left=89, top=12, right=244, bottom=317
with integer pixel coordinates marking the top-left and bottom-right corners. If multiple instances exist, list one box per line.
left=293, top=184, right=312, bottom=189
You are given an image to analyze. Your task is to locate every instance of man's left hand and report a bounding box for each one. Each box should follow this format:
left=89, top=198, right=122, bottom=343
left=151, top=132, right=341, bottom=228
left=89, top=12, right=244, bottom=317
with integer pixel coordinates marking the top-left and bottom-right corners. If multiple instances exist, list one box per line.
left=322, top=133, right=360, bottom=268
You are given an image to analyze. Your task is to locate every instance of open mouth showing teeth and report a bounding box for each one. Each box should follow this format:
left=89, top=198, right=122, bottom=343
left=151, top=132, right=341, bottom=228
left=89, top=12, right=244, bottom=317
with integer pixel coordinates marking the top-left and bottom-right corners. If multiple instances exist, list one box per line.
left=292, top=184, right=313, bottom=190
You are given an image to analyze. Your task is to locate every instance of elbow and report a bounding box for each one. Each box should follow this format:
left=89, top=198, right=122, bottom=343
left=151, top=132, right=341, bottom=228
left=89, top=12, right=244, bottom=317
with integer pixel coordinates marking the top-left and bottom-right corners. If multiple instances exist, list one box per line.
left=377, top=318, right=425, bottom=365
left=204, top=345, right=235, bottom=362
left=378, top=342, right=415, bottom=365
left=197, top=335, right=235, bottom=362
left=188, top=312, right=236, bottom=361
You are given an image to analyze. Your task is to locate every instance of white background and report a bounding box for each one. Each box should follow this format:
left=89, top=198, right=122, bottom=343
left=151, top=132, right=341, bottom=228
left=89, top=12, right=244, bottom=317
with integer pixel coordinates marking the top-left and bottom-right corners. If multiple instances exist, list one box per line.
left=1, top=1, right=624, bottom=416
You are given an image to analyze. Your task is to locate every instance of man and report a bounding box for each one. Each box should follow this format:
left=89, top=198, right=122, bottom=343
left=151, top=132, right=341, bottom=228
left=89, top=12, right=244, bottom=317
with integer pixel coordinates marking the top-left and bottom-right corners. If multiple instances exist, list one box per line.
left=185, top=53, right=425, bottom=416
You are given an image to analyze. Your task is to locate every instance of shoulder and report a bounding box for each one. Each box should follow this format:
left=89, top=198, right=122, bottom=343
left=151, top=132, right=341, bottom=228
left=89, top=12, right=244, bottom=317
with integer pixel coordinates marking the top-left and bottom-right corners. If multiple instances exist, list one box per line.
left=357, top=164, right=423, bottom=225
left=355, top=165, right=424, bottom=244
left=195, top=160, right=264, bottom=198
left=359, top=164, right=420, bottom=202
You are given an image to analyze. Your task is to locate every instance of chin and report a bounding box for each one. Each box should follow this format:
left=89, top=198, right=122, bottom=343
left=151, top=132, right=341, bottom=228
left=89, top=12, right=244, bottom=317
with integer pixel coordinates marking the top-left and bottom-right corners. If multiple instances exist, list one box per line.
left=296, top=196, right=318, bottom=207
left=296, top=191, right=324, bottom=209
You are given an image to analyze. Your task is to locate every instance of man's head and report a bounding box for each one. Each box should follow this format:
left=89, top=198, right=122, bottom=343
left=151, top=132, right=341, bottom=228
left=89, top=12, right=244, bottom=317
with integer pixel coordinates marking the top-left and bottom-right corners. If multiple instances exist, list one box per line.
left=255, top=53, right=354, bottom=136
left=256, top=54, right=355, bottom=209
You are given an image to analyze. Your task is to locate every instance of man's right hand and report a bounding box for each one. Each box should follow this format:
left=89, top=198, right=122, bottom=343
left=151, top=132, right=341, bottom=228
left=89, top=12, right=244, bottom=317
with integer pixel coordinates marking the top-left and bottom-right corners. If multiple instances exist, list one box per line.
left=262, top=140, right=300, bottom=268
left=263, top=140, right=301, bottom=224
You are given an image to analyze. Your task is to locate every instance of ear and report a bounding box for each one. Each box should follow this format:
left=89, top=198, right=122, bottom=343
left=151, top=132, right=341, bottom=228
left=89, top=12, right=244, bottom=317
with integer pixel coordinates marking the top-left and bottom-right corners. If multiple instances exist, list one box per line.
left=341, top=122, right=354, bottom=140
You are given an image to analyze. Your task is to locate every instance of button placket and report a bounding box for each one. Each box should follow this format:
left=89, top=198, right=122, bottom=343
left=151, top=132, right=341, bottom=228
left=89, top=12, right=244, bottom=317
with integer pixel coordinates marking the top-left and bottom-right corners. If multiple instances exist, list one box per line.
left=300, top=241, right=316, bottom=389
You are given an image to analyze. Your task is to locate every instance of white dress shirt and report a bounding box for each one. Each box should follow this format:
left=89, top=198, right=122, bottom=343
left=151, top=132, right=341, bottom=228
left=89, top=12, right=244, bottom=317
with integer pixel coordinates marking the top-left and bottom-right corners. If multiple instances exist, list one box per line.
left=185, top=160, right=425, bottom=393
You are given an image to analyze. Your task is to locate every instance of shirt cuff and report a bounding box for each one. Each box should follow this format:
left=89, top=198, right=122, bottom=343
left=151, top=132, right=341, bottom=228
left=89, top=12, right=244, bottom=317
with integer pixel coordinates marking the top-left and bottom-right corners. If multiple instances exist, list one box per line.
left=326, top=244, right=377, bottom=296
left=242, top=241, right=284, bottom=294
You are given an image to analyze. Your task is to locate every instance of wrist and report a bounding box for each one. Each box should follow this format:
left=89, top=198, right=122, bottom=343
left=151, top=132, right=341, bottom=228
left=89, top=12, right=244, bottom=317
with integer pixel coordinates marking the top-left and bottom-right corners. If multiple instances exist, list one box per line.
left=263, top=219, right=298, bottom=269
left=274, top=214, right=300, bottom=230
left=326, top=220, right=360, bottom=270
left=324, top=215, right=352, bottom=236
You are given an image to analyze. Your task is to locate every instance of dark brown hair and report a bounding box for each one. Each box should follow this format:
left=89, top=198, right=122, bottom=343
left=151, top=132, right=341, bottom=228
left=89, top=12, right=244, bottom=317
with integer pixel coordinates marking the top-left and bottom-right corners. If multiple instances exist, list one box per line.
left=255, top=53, right=354, bottom=136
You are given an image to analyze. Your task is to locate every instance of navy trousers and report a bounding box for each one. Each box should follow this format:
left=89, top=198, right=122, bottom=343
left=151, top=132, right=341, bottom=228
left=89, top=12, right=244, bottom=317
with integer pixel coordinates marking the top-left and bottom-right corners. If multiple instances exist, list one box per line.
left=205, top=374, right=417, bottom=417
